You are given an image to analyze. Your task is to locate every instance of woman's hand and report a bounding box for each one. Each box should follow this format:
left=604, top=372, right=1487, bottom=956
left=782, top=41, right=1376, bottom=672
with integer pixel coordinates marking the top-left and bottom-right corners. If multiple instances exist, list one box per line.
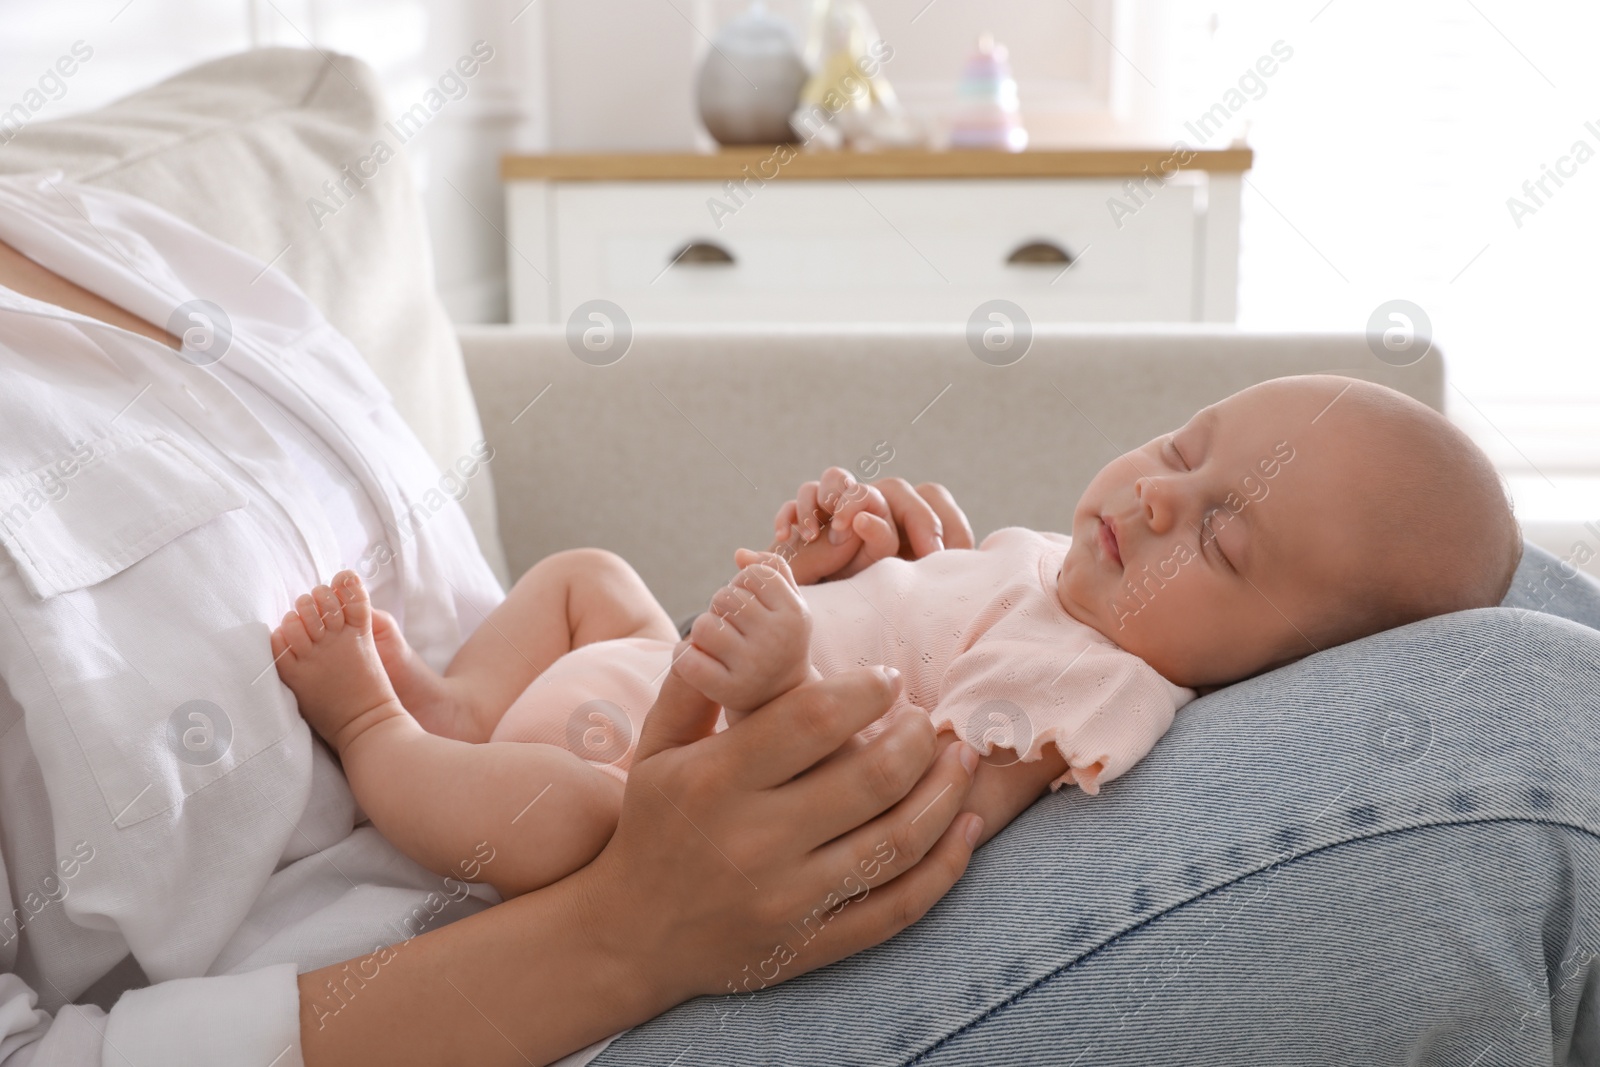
left=575, top=661, right=984, bottom=1007
left=770, top=468, right=976, bottom=584
left=299, top=664, right=981, bottom=1067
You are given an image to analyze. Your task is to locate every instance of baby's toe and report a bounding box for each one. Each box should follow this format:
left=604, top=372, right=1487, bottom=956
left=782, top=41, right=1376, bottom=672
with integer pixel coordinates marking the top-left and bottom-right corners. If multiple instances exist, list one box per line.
left=671, top=642, right=734, bottom=700
left=689, top=611, right=740, bottom=658
left=313, top=586, right=343, bottom=633
left=295, top=594, right=326, bottom=639
left=332, top=570, right=373, bottom=632
left=742, top=551, right=799, bottom=590
left=707, top=587, right=753, bottom=631
left=280, top=611, right=313, bottom=656
left=734, top=564, right=800, bottom=613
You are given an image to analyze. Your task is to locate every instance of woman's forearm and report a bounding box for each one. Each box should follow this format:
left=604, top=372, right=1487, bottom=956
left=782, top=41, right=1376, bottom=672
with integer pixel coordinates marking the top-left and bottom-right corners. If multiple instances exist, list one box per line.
left=297, top=868, right=670, bottom=1067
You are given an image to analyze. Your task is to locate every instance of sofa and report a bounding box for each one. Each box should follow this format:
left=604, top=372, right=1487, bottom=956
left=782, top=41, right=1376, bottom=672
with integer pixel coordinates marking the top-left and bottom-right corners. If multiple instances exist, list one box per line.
left=457, top=324, right=1444, bottom=619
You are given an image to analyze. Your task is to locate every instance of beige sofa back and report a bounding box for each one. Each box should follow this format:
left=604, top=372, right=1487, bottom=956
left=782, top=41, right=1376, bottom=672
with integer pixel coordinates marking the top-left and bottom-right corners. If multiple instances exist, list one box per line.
left=459, top=326, right=1443, bottom=619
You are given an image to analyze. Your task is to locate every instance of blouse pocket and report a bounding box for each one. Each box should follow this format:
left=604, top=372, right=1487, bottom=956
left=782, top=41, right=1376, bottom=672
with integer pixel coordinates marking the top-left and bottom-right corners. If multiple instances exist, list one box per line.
left=0, top=432, right=246, bottom=600
left=0, top=431, right=269, bottom=829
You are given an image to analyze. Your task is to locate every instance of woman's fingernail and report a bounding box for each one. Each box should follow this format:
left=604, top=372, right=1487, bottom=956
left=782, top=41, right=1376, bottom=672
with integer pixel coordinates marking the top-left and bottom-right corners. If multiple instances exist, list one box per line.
left=963, top=814, right=984, bottom=849
left=880, top=666, right=900, bottom=685
left=958, top=743, right=979, bottom=775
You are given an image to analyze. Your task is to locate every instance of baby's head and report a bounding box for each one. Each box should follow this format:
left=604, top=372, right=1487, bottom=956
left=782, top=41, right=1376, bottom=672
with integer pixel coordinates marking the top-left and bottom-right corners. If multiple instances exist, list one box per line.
left=1056, top=374, right=1522, bottom=689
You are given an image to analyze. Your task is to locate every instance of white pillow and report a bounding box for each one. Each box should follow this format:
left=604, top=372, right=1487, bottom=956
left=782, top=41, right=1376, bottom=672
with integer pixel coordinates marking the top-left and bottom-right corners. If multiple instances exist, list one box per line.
left=0, top=46, right=508, bottom=583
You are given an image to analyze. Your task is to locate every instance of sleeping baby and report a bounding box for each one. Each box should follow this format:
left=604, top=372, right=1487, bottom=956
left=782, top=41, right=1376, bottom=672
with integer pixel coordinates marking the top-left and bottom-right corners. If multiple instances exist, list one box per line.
left=271, top=374, right=1521, bottom=900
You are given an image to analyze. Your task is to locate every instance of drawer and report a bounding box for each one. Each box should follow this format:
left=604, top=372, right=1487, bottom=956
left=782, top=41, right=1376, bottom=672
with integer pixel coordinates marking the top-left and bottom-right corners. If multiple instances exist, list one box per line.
left=545, top=178, right=1200, bottom=323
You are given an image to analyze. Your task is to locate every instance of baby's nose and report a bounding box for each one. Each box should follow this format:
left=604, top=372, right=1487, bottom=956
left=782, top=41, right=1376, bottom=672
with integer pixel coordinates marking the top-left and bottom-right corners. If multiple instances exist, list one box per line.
left=1133, top=478, right=1171, bottom=529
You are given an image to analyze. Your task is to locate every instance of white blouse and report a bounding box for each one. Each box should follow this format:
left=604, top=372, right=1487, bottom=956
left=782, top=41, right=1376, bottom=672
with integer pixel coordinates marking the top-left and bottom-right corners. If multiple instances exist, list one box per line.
left=0, top=172, right=513, bottom=1066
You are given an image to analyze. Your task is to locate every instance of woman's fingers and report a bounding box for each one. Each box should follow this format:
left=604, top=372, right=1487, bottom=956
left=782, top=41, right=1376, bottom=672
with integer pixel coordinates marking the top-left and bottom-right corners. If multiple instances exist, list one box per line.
left=795, top=809, right=980, bottom=976
left=914, top=481, right=975, bottom=551
left=780, top=704, right=972, bottom=850
left=793, top=741, right=981, bottom=961
left=814, top=737, right=979, bottom=889
left=598, top=662, right=981, bottom=1006
left=631, top=649, right=726, bottom=763
left=712, top=666, right=907, bottom=791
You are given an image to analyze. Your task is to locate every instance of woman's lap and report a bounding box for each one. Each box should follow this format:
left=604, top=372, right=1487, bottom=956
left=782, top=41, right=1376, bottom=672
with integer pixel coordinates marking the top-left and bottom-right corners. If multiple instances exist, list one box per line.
left=592, top=601, right=1600, bottom=1065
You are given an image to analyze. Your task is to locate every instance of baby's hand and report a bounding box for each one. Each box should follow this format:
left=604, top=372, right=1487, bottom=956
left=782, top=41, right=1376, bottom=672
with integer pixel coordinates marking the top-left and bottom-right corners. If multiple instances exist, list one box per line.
left=769, top=467, right=894, bottom=585
left=674, top=551, right=819, bottom=721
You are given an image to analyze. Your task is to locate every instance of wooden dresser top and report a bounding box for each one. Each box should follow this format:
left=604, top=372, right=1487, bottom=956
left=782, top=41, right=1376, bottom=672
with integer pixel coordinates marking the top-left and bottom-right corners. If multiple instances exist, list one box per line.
left=501, top=147, right=1253, bottom=181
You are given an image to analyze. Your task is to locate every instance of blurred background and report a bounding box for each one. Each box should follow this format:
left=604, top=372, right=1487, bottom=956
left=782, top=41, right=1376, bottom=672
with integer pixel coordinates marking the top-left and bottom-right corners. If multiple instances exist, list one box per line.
left=3, top=0, right=1597, bottom=552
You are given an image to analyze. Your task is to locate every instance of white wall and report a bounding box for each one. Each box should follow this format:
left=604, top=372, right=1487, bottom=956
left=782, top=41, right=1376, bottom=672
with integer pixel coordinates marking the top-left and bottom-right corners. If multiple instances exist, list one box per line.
left=0, top=0, right=1126, bottom=320
left=0, top=0, right=549, bottom=323
left=544, top=0, right=1119, bottom=151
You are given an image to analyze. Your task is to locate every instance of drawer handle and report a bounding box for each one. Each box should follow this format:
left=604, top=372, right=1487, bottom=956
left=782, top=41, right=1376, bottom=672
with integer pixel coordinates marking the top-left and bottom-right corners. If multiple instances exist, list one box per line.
left=669, top=241, right=736, bottom=266
left=1006, top=240, right=1073, bottom=266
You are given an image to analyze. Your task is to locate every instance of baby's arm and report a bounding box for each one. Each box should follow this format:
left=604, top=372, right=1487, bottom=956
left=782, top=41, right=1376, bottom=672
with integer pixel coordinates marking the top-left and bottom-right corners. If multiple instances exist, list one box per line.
left=933, top=732, right=1067, bottom=847
left=272, top=571, right=621, bottom=900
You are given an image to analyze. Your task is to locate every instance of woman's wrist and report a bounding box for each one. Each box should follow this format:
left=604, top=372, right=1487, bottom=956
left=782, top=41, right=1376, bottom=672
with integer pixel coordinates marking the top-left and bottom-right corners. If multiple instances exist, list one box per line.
left=297, top=865, right=689, bottom=1067
left=560, top=855, right=692, bottom=1016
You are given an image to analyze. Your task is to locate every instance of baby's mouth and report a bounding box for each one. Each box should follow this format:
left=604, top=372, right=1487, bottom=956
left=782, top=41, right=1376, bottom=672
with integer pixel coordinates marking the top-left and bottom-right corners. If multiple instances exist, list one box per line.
left=1098, top=515, right=1123, bottom=570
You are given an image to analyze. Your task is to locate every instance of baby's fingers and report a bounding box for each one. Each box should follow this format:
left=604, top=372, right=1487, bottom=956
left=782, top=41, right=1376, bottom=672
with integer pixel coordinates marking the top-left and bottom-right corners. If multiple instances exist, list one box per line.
left=817, top=467, right=868, bottom=534
left=829, top=479, right=889, bottom=529
left=851, top=511, right=900, bottom=564
left=772, top=499, right=801, bottom=545
left=795, top=480, right=824, bottom=541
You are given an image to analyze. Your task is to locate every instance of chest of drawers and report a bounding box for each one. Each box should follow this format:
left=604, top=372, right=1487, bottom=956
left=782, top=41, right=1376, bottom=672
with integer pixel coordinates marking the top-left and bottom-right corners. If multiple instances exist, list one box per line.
left=502, top=148, right=1250, bottom=325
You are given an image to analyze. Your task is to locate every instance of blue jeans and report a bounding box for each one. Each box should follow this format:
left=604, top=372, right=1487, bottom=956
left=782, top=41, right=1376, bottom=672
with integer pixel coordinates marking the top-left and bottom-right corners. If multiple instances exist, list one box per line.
left=595, top=543, right=1600, bottom=1065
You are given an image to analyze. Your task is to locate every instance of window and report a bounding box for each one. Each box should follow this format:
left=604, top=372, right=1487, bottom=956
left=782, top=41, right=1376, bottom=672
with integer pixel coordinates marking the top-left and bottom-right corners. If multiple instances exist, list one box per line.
left=1127, top=0, right=1600, bottom=550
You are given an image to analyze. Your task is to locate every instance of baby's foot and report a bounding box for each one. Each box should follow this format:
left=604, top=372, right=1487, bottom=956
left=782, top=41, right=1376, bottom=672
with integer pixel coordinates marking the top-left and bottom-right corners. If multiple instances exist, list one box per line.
left=271, top=570, right=406, bottom=756
left=675, top=551, right=820, bottom=718
left=367, top=609, right=485, bottom=742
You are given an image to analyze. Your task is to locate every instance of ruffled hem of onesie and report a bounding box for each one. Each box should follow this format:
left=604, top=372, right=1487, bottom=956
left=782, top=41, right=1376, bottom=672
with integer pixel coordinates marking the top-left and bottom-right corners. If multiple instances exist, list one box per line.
left=929, top=711, right=1112, bottom=796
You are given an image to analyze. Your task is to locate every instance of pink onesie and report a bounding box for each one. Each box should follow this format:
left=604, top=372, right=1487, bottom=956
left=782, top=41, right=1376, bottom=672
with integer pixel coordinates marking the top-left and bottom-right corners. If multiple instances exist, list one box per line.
left=492, top=528, right=1196, bottom=794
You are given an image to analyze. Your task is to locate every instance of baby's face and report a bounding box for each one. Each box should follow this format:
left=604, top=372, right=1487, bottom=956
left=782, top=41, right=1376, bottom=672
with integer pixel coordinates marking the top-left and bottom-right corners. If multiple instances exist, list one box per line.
left=1056, top=379, right=1373, bottom=688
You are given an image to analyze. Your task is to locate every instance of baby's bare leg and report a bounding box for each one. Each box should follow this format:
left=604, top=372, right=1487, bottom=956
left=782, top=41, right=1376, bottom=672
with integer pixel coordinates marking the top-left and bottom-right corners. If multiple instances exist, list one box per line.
left=377, top=548, right=678, bottom=743
left=272, top=571, right=623, bottom=899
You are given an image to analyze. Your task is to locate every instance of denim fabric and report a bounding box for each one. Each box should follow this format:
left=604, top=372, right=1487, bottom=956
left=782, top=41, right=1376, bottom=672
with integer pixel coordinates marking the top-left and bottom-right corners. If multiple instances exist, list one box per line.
left=595, top=543, right=1600, bottom=1065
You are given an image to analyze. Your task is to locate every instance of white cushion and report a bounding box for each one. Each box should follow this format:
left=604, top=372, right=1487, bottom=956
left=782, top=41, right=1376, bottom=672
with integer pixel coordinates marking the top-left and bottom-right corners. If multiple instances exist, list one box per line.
left=0, top=47, right=508, bottom=582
